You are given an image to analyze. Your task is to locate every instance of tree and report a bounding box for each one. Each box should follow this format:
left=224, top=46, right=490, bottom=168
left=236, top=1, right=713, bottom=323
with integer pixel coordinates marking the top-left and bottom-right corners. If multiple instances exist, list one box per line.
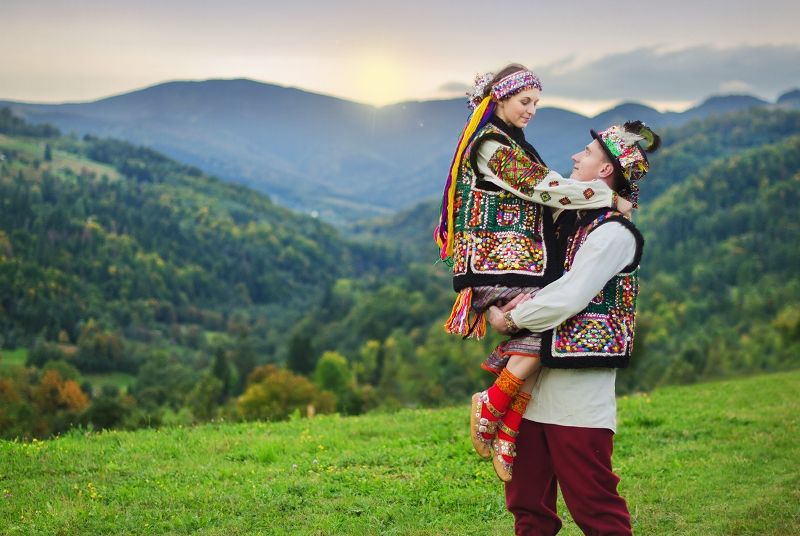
left=286, top=327, right=316, bottom=375
left=238, top=365, right=334, bottom=421
left=211, top=347, right=233, bottom=402
left=313, top=351, right=354, bottom=412
left=186, top=374, right=224, bottom=421
left=230, top=334, right=258, bottom=394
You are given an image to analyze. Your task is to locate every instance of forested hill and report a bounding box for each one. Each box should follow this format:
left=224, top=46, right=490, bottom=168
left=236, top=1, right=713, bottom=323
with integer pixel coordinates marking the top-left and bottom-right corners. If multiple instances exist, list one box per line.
left=4, top=79, right=796, bottom=221
left=0, top=108, right=397, bottom=358
left=1, top=107, right=798, bottom=440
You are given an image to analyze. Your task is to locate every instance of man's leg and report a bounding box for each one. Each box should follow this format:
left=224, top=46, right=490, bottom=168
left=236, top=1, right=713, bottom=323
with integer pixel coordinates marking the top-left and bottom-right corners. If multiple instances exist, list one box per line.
left=505, top=418, right=561, bottom=536
left=545, top=424, right=632, bottom=536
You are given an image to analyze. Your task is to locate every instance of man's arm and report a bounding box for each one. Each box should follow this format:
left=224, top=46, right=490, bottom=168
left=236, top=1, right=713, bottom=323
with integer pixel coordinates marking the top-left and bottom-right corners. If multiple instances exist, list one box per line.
left=490, top=222, right=637, bottom=334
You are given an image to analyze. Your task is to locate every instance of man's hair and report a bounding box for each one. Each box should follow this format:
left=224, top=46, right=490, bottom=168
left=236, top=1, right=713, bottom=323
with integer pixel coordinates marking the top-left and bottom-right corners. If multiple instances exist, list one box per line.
left=612, top=171, right=632, bottom=199
left=597, top=150, right=632, bottom=198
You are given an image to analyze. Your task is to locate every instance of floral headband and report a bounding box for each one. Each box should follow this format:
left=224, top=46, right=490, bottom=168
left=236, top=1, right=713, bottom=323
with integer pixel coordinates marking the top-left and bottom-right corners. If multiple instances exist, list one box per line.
left=467, top=70, right=543, bottom=110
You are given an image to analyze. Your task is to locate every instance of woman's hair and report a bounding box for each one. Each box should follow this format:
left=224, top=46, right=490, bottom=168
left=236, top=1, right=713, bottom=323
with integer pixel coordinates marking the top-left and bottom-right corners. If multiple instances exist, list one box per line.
left=480, top=63, right=529, bottom=99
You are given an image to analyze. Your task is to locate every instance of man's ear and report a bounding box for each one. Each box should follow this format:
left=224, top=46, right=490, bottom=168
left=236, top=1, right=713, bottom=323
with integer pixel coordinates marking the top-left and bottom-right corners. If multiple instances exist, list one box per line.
left=598, top=162, right=615, bottom=180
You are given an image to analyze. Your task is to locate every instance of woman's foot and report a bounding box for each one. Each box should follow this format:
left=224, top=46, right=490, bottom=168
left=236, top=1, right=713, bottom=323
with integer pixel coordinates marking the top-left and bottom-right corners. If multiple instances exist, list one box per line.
left=491, top=437, right=516, bottom=482
left=470, top=392, right=497, bottom=458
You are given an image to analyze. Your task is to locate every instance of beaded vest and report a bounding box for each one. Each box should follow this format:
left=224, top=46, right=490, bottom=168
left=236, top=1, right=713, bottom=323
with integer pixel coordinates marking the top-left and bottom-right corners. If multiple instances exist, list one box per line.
left=451, top=122, right=559, bottom=291
left=541, top=210, right=644, bottom=369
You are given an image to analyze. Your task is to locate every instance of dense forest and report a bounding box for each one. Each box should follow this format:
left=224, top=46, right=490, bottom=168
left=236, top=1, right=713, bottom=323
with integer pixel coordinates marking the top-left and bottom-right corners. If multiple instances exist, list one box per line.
left=0, top=107, right=798, bottom=439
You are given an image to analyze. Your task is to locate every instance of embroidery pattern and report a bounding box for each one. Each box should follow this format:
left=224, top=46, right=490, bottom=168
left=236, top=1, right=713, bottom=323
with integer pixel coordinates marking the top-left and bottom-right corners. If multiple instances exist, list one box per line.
left=510, top=391, right=532, bottom=413
left=495, top=368, right=523, bottom=396
left=487, top=146, right=549, bottom=196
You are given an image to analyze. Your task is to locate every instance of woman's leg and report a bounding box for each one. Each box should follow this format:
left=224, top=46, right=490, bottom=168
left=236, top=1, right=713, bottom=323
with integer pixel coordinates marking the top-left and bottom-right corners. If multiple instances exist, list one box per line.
left=506, top=354, right=541, bottom=380
left=473, top=367, right=524, bottom=445
left=492, top=357, right=541, bottom=481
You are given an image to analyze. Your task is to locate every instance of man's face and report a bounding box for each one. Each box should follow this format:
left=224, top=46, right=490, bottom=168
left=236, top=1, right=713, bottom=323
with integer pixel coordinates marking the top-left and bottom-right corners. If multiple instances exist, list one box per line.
left=496, top=88, right=540, bottom=129
left=570, top=139, right=614, bottom=182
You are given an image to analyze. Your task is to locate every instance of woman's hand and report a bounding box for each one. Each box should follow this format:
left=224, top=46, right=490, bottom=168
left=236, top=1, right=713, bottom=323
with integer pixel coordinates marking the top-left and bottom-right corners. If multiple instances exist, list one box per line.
left=616, top=196, right=634, bottom=217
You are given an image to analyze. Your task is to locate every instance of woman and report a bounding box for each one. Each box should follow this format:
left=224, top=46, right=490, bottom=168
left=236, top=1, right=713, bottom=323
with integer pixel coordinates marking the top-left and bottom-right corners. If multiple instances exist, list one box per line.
left=434, top=63, right=632, bottom=481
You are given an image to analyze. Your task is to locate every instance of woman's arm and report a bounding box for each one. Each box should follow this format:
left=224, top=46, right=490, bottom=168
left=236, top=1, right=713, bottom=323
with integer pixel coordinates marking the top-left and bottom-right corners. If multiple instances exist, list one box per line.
left=477, top=140, right=631, bottom=212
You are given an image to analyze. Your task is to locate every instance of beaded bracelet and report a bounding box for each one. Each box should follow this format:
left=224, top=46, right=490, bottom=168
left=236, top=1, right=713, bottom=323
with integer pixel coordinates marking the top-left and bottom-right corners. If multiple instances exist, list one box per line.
left=503, top=311, right=520, bottom=333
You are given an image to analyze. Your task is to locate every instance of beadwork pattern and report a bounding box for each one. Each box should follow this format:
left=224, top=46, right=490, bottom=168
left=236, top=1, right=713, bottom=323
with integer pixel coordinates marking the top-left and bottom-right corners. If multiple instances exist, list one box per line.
left=491, top=70, right=542, bottom=101
left=471, top=231, right=545, bottom=274
left=551, top=211, right=639, bottom=359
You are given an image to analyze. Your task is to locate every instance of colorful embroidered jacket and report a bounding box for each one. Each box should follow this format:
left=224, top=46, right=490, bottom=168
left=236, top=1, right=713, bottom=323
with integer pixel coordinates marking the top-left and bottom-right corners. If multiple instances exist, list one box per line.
left=451, top=119, right=616, bottom=291
left=541, top=210, right=645, bottom=369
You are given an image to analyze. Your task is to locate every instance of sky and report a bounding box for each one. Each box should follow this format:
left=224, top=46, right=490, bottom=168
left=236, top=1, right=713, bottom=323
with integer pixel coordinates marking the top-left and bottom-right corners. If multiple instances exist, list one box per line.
left=3, top=0, right=800, bottom=115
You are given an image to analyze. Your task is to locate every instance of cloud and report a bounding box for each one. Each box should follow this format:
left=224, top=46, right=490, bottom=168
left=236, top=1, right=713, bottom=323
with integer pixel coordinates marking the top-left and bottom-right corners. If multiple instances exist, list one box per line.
left=537, top=44, right=800, bottom=102
left=718, top=80, right=755, bottom=93
left=438, top=81, right=470, bottom=93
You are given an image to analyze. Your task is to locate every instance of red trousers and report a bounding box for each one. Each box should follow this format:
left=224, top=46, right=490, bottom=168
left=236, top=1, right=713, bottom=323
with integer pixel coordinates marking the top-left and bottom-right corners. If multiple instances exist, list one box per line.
left=505, top=420, right=632, bottom=536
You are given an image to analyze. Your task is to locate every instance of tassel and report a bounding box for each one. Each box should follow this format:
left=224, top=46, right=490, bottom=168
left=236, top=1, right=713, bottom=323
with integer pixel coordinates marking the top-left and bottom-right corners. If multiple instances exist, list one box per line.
left=444, top=289, right=487, bottom=339
left=434, top=97, right=496, bottom=261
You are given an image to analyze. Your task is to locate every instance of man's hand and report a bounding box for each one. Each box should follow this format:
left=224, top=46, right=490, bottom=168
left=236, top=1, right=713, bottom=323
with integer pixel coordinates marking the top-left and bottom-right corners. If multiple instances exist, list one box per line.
left=488, top=306, right=509, bottom=334
left=488, top=293, right=532, bottom=334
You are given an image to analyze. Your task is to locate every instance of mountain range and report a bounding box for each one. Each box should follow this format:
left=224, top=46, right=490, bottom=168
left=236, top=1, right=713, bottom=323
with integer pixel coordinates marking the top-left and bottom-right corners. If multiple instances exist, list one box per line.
left=3, top=80, right=798, bottom=222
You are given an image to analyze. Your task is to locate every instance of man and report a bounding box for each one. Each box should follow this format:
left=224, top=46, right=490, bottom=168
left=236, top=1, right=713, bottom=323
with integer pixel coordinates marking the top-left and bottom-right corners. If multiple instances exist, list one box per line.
left=488, top=120, right=660, bottom=535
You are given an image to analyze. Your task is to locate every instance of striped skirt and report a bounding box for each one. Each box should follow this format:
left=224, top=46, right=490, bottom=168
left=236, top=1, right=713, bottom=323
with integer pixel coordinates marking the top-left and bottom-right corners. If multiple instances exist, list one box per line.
left=470, top=285, right=542, bottom=375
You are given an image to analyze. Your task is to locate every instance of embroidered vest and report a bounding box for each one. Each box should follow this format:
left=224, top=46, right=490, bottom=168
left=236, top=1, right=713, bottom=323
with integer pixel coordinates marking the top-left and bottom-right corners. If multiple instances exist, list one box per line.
left=541, top=210, right=645, bottom=369
left=451, top=123, right=559, bottom=291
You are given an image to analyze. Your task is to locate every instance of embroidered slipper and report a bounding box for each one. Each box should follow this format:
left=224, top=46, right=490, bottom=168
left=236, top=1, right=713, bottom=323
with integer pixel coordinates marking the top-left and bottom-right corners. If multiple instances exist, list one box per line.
left=491, top=437, right=516, bottom=482
left=470, top=392, right=498, bottom=459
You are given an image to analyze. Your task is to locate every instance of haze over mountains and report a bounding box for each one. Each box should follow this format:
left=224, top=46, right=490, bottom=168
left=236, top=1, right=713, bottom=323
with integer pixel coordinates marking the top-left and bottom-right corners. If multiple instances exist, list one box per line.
left=3, top=79, right=798, bottom=221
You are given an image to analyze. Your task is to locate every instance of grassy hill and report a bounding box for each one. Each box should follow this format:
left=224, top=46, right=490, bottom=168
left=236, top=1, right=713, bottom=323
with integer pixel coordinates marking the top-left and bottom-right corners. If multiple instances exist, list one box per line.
left=1, top=371, right=797, bottom=535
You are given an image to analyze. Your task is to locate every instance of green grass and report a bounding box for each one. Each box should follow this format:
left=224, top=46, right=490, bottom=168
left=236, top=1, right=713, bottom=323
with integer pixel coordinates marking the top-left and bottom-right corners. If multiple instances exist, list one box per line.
left=0, top=348, right=27, bottom=370
left=1, top=371, right=798, bottom=535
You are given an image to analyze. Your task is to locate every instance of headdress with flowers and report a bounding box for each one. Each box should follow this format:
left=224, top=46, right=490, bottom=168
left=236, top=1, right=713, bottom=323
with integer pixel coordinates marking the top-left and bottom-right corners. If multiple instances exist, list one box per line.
left=591, top=121, right=660, bottom=207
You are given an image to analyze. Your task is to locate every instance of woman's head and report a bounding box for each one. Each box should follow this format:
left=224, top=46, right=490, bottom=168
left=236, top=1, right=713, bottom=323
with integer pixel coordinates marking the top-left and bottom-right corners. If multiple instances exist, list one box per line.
left=476, top=63, right=542, bottom=129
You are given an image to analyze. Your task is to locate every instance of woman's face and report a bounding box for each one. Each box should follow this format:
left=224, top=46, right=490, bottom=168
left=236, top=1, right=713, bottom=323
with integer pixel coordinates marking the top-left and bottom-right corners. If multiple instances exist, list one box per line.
left=496, top=87, right=540, bottom=129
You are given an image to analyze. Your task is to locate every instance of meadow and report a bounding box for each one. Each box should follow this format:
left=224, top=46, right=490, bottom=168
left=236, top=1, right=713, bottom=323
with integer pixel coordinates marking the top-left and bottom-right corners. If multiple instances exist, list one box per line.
left=1, top=371, right=798, bottom=535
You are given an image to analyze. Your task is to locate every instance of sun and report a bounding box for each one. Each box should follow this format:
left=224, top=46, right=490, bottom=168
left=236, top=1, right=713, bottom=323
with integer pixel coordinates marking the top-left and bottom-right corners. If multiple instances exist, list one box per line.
left=351, top=51, right=408, bottom=106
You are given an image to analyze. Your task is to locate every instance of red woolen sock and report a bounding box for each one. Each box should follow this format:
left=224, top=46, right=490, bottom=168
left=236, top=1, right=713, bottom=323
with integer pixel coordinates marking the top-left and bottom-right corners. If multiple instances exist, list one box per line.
left=497, top=391, right=532, bottom=463
left=479, top=368, right=523, bottom=440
